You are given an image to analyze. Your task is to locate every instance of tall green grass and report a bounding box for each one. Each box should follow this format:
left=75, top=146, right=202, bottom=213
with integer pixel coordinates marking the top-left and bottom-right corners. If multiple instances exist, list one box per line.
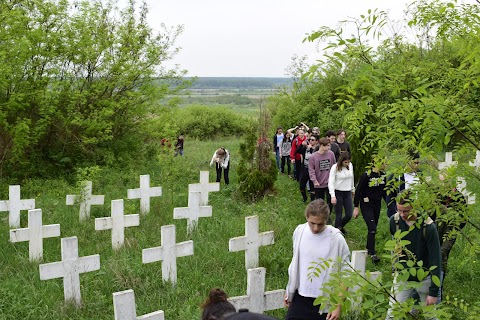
left=0, top=138, right=478, bottom=319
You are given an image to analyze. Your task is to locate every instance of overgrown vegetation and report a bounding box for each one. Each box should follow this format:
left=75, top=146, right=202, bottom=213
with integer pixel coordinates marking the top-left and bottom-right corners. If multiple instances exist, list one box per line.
left=236, top=104, right=277, bottom=202
left=0, top=0, right=188, bottom=178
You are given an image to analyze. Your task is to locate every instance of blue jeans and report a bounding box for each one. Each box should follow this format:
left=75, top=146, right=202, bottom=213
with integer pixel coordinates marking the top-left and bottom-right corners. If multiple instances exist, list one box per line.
left=275, top=148, right=281, bottom=170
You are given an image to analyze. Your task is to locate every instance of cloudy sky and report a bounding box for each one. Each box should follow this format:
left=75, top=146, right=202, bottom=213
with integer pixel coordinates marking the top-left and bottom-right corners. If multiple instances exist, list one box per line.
left=142, top=0, right=415, bottom=77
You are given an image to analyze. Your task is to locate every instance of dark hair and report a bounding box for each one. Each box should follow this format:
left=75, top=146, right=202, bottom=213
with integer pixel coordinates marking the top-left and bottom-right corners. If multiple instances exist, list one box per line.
left=318, top=137, right=330, bottom=146
left=201, top=288, right=236, bottom=320
left=283, top=132, right=291, bottom=142
left=325, top=130, right=336, bottom=137
left=310, top=134, right=320, bottom=141
left=305, top=199, right=330, bottom=219
left=337, top=129, right=346, bottom=136
left=336, top=152, right=351, bottom=171
left=397, top=189, right=412, bottom=205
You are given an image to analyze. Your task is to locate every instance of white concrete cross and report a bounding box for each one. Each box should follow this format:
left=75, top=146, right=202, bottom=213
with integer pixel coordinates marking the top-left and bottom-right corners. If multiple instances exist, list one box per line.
left=66, top=181, right=105, bottom=221
left=142, top=225, right=193, bottom=286
left=229, top=216, right=274, bottom=270
left=113, top=289, right=165, bottom=320
left=188, top=171, right=220, bottom=206
left=10, top=209, right=60, bottom=261
left=173, top=192, right=212, bottom=233
left=0, top=185, right=35, bottom=228
left=39, top=236, right=100, bottom=305
left=228, top=267, right=285, bottom=314
left=95, top=199, right=140, bottom=250
left=127, top=175, right=162, bottom=215
left=457, top=177, right=476, bottom=205
left=469, top=150, right=480, bottom=170
left=350, top=250, right=382, bottom=306
left=438, top=152, right=457, bottom=170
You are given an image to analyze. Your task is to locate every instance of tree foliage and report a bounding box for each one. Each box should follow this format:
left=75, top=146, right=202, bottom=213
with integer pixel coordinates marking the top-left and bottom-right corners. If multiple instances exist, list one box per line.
left=236, top=102, right=277, bottom=202
left=0, top=0, right=187, bottom=178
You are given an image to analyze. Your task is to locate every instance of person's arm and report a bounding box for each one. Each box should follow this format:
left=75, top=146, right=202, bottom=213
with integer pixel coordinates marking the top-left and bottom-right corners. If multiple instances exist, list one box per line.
left=210, top=152, right=217, bottom=166
left=328, top=164, right=337, bottom=204
left=290, top=139, right=297, bottom=161
left=353, top=172, right=367, bottom=218
left=309, top=155, right=318, bottom=186
left=301, top=122, right=310, bottom=132
left=350, top=163, right=355, bottom=193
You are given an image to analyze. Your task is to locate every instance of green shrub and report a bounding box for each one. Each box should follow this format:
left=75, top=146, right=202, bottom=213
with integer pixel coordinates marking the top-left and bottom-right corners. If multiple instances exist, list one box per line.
left=174, top=105, right=254, bottom=139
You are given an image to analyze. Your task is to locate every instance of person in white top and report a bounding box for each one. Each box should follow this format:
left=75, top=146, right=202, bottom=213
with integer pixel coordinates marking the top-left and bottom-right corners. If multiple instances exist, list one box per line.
left=210, top=148, right=230, bottom=185
left=328, top=152, right=355, bottom=234
left=284, top=199, right=350, bottom=320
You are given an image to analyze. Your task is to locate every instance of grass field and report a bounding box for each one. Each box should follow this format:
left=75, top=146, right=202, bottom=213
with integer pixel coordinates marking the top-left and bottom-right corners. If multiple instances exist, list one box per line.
left=0, top=138, right=479, bottom=319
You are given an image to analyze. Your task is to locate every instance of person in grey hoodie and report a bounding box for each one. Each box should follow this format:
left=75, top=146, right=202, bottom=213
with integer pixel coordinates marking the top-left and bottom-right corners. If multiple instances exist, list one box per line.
left=284, top=199, right=350, bottom=320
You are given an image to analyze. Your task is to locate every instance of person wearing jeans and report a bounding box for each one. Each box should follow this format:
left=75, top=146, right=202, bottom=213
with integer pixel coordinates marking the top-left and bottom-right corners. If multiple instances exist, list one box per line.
left=328, top=152, right=354, bottom=234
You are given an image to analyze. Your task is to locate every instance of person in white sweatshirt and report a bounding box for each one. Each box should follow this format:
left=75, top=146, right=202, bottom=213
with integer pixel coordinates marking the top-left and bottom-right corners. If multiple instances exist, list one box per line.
left=328, top=152, right=355, bottom=234
left=210, top=148, right=230, bottom=184
left=284, top=199, right=350, bottom=320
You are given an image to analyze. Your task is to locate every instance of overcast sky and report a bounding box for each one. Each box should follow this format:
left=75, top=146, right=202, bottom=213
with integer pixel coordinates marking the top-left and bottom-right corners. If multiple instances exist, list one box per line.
left=142, top=0, right=415, bottom=77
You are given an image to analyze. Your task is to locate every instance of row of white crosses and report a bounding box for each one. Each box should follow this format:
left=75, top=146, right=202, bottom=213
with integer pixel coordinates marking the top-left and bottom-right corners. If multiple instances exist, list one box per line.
left=1, top=172, right=288, bottom=316
left=438, top=151, right=477, bottom=204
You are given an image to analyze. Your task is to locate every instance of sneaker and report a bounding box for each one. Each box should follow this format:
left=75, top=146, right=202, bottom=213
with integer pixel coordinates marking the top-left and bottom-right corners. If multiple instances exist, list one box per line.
left=371, top=255, right=380, bottom=264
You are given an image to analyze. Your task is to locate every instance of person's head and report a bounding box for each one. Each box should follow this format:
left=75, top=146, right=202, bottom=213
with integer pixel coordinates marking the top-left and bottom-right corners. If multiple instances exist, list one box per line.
left=276, top=127, right=283, bottom=134
left=336, top=151, right=351, bottom=171
left=312, top=127, right=320, bottom=135
left=283, top=131, right=291, bottom=141
left=325, top=130, right=337, bottom=144
left=304, top=199, right=330, bottom=234
left=201, top=288, right=236, bottom=320
left=216, top=148, right=226, bottom=158
left=337, top=129, right=346, bottom=142
left=297, top=129, right=305, bottom=138
left=317, top=137, right=331, bottom=153
left=308, top=134, right=319, bottom=146
left=397, top=190, right=416, bottom=222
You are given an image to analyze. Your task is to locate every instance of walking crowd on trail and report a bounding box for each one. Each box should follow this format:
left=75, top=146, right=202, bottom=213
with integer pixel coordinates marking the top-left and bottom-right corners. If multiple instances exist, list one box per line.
left=270, top=122, right=466, bottom=320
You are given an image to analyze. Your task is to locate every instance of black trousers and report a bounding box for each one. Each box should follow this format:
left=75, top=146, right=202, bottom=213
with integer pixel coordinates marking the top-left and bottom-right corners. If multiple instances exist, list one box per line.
left=334, top=190, right=353, bottom=229
left=281, top=156, right=291, bottom=174
left=215, top=162, right=229, bottom=184
left=285, top=291, right=327, bottom=320
left=314, top=187, right=333, bottom=214
left=299, top=166, right=314, bottom=202
left=360, top=201, right=382, bottom=255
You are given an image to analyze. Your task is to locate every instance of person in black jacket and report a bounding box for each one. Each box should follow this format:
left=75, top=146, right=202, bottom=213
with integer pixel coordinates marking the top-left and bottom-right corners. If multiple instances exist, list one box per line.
left=353, top=162, right=387, bottom=264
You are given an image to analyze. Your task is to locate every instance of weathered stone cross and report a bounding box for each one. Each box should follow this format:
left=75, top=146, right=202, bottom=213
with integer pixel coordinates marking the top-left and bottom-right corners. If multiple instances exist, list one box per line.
left=457, top=177, right=476, bottom=204
left=228, top=267, right=285, bottom=314
left=437, top=152, right=457, bottom=170
left=95, top=199, right=140, bottom=250
left=39, top=236, right=100, bottom=305
left=113, top=289, right=165, bottom=320
left=0, top=185, right=35, bottom=228
left=66, top=181, right=105, bottom=221
left=142, top=224, right=194, bottom=286
left=229, top=215, right=274, bottom=269
left=173, top=192, right=212, bottom=233
left=127, top=175, right=162, bottom=215
left=188, top=171, right=219, bottom=206
left=469, top=150, right=480, bottom=170
left=10, top=209, right=60, bottom=261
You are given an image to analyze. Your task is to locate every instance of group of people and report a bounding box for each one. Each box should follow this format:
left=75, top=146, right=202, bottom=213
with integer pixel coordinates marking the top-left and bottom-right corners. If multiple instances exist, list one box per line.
left=272, top=124, right=464, bottom=319
left=273, top=125, right=355, bottom=237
